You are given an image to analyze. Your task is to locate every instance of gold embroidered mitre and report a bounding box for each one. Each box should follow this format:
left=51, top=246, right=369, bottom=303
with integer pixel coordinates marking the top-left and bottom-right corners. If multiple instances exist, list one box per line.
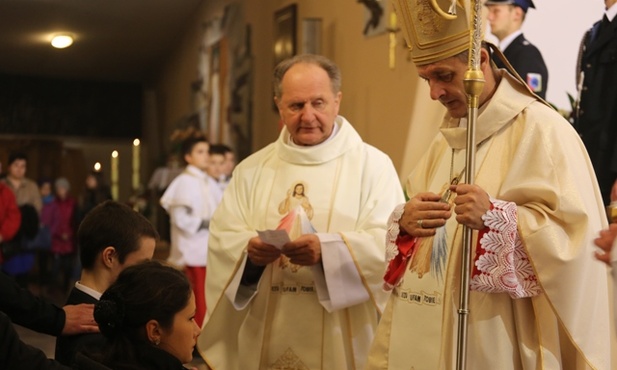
left=394, top=0, right=473, bottom=65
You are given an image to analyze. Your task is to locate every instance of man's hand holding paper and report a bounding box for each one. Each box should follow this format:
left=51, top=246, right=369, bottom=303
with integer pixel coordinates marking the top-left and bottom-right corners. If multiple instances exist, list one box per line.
left=281, top=234, right=322, bottom=266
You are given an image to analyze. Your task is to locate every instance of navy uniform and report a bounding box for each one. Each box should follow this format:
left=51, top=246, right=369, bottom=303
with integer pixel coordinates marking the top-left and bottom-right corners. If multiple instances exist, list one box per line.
left=574, top=6, right=617, bottom=206
left=486, top=0, right=549, bottom=99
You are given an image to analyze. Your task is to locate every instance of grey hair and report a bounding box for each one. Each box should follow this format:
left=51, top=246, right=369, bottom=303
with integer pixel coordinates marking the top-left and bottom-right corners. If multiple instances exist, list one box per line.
left=273, top=54, right=342, bottom=99
left=55, top=177, right=70, bottom=191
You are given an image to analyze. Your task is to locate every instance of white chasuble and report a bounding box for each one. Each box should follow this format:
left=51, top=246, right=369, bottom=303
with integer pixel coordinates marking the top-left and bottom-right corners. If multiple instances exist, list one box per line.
left=367, top=72, right=612, bottom=370
left=199, top=116, right=404, bottom=370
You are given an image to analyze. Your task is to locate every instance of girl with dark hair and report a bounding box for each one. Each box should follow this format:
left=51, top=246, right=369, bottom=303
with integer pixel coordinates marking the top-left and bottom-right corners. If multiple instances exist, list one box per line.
left=86, top=260, right=200, bottom=369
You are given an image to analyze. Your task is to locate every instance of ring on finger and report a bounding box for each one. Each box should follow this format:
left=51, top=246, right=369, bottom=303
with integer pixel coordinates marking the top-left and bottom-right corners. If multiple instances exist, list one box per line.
left=417, top=219, right=424, bottom=228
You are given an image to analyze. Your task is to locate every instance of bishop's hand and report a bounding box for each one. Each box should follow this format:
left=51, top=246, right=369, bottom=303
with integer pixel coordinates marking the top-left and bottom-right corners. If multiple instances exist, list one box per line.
left=399, top=192, right=451, bottom=237
left=450, top=183, right=491, bottom=230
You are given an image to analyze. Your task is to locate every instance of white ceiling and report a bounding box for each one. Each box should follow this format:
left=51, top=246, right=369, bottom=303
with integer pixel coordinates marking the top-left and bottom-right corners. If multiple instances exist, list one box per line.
left=0, top=0, right=204, bottom=82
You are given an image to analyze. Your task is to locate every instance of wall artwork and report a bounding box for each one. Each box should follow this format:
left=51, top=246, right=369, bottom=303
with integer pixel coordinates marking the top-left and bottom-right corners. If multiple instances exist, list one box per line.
left=274, top=4, right=298, bottom=66
left=192, top=2, right=253, bottom=162
left=358, top=0, right=389, bottom=37
left=273, top=3, right=297, bottom=111
left=302, top=18, right=322, bottom=55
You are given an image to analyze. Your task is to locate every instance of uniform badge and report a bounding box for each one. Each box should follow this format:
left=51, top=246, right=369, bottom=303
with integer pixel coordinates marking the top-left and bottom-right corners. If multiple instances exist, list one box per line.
left=526, top=73, right=542, bottom=92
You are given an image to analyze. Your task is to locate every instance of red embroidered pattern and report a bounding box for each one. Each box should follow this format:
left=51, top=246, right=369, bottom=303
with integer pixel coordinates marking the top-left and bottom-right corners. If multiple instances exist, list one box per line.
left=385, top=203, right=406, bottom=263
left=383, top=203, right=416, bottom=291
left=470, top=198, right=541, bottom=298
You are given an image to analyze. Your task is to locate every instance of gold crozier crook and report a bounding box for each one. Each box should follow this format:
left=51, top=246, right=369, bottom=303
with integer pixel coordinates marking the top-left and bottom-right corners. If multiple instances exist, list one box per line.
left=429, top=1, right=485, bottom=370
left=428, top=0, right=462, bottom=19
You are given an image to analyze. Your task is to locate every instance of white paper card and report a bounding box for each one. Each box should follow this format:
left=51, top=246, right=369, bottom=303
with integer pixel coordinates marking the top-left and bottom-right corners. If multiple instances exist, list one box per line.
left=257, top=229, right=290, bottom=250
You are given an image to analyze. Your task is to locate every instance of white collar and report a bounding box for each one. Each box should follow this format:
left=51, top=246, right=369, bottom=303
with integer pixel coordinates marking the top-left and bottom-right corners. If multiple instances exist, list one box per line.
left=75, top=281, right=102, bottom=300
left=498, top=29, right=523, bottom=52
left=606, top=2, right=617, bottom=22
left=276, top=116, right=363, bottom=165
left=288, top=120, right=340, bottom=148
left=185, top=164, right=207, bottom=178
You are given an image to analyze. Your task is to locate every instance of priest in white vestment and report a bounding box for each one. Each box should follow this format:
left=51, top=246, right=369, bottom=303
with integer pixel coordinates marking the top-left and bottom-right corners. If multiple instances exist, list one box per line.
left=366, top=1, right=613, bottom=369
left=198, top=54, right=405, bottom=370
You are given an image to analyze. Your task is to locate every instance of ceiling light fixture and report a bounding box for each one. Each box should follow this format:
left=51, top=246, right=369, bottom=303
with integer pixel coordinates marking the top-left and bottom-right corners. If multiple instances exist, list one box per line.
left=51, top=34, right=73, bottom=49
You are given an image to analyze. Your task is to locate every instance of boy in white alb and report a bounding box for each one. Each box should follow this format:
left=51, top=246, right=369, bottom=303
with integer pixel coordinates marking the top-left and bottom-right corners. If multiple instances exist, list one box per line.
left=161, top=135, right=222, bottom=327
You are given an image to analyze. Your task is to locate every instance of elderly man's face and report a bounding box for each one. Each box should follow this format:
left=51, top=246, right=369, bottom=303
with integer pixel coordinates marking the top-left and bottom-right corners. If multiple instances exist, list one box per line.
left=276, top=63, right=342, bottom=146
left=416, top=55, right=470, bottom=119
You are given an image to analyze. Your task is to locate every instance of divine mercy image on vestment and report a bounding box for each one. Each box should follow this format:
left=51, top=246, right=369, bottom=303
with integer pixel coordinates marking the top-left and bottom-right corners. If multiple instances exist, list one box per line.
left=276, top=182, right=316, bottom=272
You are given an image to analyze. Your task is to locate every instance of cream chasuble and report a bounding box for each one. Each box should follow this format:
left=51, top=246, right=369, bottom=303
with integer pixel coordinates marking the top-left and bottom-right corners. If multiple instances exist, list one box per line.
left=199, top=116, right=404, bottom=370
left=367, top=72, right=612, bottom=370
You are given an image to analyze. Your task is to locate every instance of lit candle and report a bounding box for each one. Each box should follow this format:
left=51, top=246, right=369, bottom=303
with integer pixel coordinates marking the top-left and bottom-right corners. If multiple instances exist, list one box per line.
left=111, top=150, right=119, bottom=200
left=132, top=138, right=140, bottom=190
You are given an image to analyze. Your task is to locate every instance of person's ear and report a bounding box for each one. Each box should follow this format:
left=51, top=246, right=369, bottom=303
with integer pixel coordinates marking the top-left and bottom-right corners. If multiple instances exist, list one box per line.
left=513, top=6, right=524, bottom=21
left=274, top=96, right=283, bottom=116
left=145, top=319, right=162, bottom=346
left=334, top=91, right=342, bottom=112
left=101, top=246, right=116, bottom=269
left=479, top=48, right=491, bottom=69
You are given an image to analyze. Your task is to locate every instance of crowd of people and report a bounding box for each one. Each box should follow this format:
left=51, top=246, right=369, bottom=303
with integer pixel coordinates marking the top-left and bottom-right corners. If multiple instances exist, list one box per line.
left=1, top=0, right=617, bottom=369
left=0, top=153, right=113, bottom=296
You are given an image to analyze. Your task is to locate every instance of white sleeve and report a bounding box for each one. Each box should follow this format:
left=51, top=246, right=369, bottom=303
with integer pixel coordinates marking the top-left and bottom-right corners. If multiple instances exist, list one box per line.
left=169, top=205, right=202, bottom=235
left=224, top=251, right=260, bottom=310
left=311, top=233, right=370, bottom=312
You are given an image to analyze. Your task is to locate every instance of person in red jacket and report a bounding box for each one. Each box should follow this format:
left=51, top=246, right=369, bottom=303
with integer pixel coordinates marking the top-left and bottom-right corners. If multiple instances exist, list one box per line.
left=0, top=181, right=21, bottom=263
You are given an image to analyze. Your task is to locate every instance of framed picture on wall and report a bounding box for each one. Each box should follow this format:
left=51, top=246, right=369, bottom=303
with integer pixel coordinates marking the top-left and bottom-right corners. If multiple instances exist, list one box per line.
left=273, top=3, right=297, bottom=110
left=302, top=18, right=322, bottom=54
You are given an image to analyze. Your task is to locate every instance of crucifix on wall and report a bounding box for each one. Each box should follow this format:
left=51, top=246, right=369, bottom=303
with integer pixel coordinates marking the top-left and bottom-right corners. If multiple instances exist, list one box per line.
left=358, top=0, right=388, bottom=37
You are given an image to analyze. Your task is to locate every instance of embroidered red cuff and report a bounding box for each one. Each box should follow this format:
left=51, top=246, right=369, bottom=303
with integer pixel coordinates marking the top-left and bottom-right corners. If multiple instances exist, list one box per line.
left=470, top=198, right=541, bottom=298
left=383, top=204, right=416, bottom=291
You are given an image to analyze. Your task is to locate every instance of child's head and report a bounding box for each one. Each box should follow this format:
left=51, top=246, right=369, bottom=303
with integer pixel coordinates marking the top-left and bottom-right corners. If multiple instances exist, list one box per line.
left=207, top=144, right=227, bottom=179
left=181, top=136, right=209, bottom=172
left=78, top=201, right=159, bottom=285
left=39, top=179, right=52, bottom=198
left=223, top=148, right=236, bottom=177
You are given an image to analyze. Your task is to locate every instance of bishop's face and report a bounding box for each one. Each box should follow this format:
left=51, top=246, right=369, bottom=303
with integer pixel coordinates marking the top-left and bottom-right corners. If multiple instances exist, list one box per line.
left=275, top=63, right=342, bottom=146
left=416, top=56, right=470, bottom=119
left=416, top=47, right=494, bottom=120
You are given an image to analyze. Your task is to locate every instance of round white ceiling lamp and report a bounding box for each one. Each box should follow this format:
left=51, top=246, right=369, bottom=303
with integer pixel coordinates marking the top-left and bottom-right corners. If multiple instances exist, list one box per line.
left=51, top=34, right=73, bottom=49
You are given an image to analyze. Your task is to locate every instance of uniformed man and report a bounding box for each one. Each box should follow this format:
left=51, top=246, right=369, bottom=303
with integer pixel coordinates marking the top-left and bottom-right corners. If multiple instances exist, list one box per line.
left=486, top=0, right=549, bottom=99
left=575, top=0, right=617, bottom=206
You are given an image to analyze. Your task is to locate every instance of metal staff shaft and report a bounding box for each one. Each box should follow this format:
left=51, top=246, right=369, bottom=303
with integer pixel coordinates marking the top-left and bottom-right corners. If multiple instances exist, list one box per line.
left=456, top=0, right=484, bottom=369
